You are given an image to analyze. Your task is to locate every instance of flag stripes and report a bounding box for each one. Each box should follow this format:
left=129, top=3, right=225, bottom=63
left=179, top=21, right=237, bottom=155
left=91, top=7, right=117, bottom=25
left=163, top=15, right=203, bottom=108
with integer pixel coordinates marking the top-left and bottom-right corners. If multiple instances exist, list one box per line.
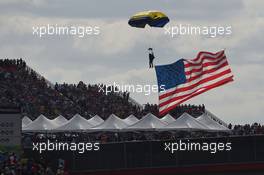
left=156, top=50, right=233, bottom=115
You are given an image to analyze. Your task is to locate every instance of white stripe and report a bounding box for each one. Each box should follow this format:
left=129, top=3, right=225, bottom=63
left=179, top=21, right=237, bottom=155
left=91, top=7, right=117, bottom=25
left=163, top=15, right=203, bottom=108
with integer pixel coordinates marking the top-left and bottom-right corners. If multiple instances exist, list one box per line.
left=159, top=73, right=233, bottom=111
left=159, top=65, right=231, bottom=96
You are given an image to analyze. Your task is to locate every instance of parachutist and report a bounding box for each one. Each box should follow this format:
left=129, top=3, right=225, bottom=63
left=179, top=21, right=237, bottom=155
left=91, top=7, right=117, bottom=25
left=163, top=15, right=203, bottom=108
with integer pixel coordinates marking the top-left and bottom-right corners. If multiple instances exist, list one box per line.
left=148, top=48, right=155, bottom=68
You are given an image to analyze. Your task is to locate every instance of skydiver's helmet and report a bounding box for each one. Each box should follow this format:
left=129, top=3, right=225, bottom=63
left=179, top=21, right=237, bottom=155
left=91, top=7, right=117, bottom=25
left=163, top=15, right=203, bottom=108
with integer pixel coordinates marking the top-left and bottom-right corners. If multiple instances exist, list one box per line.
left=148, top=48, right=153, bottom=51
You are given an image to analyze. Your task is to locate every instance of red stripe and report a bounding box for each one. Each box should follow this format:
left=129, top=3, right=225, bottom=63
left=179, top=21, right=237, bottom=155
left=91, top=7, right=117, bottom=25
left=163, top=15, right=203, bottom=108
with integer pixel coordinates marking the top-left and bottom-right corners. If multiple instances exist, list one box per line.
left=159, top=76, right=233, bottom=109
left=159, top=72, right=233, bottom=108
left=185, top=53, right=225, bottom=68
left=185, top=56, right=226, bottom=69
left=185, top=58, right=227, bottom=75
left=193, top=50, right=224, bottom=62
left=186, top=62, right=229, bottom=82
left=159, top=69, right=232, bottom=100
left=159, top=76, right=233, bottom=115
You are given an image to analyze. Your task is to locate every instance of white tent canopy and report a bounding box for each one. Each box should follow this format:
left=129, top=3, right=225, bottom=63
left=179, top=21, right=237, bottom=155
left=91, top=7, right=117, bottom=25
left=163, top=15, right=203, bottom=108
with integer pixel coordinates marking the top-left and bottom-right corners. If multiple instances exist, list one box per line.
left=55, top=114, right=93, bottom=132
left=160, top=114, right=176, bottom=124
left=23, top=114, right=58, bottom=132
left=22, top=116, right=32, bottom=127
left=21, top=113, right=230, bottom=133
left=52, top=115, right=68, bottom=126
left=88, top=115, right=104, bottom=126
left=123, top=113, right=167, bottom=131
left=123, top=114, right=139, bottom=125
left=90, top=114, right=128, bottom=132
left=160, top=113, right=209, bottom=131
left=196, top=113, right=230, bottom=131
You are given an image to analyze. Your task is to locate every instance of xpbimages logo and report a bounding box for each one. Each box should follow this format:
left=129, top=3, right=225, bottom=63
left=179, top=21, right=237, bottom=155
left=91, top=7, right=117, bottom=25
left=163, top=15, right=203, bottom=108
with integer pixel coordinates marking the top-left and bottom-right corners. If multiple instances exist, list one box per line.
left=164, top=24, right=232, bottom=38
left=32, top=24, right=100, bottom=38
left=98, top=82, right=166, bottom=95
left=164, top=140, right=232, bottom=154
left=32, top=140, right=100, bottom=154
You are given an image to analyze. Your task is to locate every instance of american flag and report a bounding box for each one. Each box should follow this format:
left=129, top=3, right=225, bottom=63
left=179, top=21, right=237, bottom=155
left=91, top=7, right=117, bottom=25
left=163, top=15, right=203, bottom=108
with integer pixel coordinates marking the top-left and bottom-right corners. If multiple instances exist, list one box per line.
left=155, top=50, right=234, bottom=115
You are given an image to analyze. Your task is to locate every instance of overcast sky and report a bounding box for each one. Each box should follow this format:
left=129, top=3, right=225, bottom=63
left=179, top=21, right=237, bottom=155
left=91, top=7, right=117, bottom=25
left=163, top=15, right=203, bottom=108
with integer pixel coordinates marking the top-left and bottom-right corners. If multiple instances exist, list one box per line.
left=0, top=0, right=263, bottom=124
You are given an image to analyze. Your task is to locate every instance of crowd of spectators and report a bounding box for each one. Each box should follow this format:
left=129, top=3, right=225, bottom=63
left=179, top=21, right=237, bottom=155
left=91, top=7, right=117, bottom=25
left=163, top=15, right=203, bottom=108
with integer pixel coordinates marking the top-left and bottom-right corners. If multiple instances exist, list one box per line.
left=1, top=59, right=263, bottom=134
left=1, top=59, right=263, bottom=128
left=0, top=59, right=157, bottom=119
left=54, top=82, right=144, bottom=119
left=1, top=58, right=264, bottom=174
left=0, top=59, right=81, bottom=119
left=0, top=151, right=68, bottom=175
left=0, top=58, right=205, bottom=120
left=170, top=104, right=205, bottom=117
left=231, top=123, right=264, bottom=136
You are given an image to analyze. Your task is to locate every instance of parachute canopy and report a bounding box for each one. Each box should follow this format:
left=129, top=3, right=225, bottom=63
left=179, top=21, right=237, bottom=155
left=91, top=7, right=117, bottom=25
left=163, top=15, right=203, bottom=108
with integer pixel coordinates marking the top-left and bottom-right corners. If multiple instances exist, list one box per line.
left=128, top=11, right=169, bottom=28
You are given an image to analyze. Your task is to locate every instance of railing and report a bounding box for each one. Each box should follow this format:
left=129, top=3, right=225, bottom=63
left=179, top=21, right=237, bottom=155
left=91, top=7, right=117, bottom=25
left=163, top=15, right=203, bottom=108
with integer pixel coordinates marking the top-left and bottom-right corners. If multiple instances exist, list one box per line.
left=205, top=109, right=229, bottom=128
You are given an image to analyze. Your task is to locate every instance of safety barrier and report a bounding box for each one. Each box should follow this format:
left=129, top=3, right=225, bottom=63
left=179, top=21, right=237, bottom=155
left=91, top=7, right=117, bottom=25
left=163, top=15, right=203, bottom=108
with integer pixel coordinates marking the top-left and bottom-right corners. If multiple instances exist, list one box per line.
left=23, top=135, right=264, bottom=172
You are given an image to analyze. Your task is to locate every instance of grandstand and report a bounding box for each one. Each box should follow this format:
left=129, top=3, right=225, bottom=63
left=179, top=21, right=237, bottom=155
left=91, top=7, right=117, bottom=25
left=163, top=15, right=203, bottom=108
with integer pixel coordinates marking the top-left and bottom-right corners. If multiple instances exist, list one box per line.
left=1, top=59, right=264, bottom=174
left=1, top=58, right=263, bottom=135
left=0, top=59, right=148, bottom=119
left=0, top=58, right=205, bottom=120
